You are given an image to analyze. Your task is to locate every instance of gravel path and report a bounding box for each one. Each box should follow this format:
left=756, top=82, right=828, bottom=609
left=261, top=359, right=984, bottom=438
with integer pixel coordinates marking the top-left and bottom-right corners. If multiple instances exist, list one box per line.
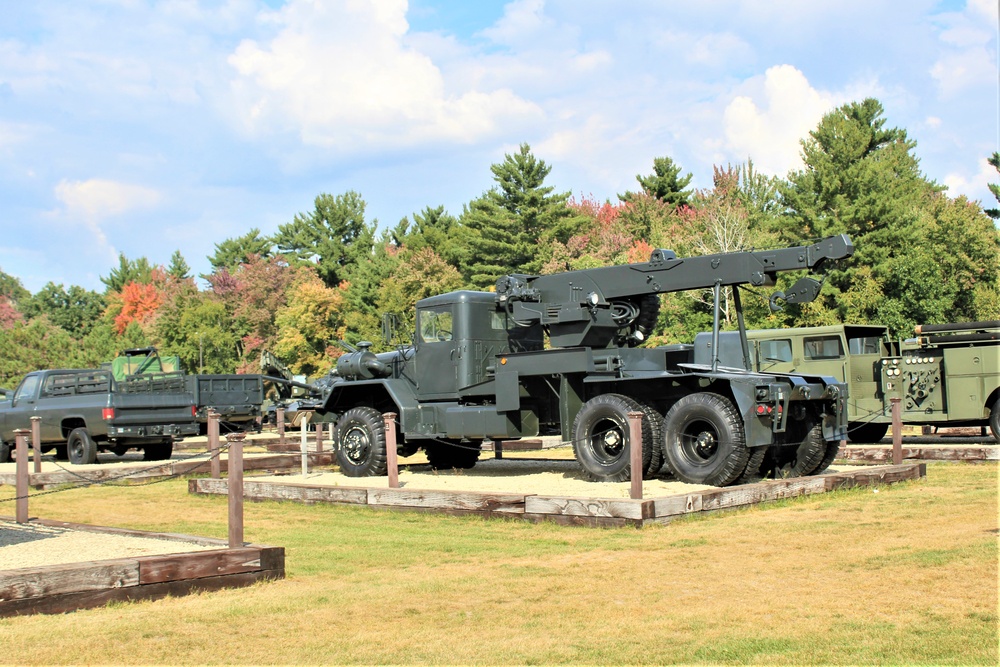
left=0, top=520, right=216, bottom=571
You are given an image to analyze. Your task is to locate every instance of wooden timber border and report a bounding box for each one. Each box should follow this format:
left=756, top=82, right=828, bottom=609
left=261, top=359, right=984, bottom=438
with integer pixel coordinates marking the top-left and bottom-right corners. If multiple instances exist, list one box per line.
left=189, top=463, right=926, bottom=529
left=0, top=453, right=334, bottom=489
left=840, top=445, right=998, bottom=463
left=0, top=518, right=284, bottom=617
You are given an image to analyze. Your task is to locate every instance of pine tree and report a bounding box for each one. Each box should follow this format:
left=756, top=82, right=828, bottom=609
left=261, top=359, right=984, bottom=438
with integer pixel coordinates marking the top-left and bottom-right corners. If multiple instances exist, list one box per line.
left=620, top=156, right=693, bottom=208
left=167, top=250, right=192, bottom=280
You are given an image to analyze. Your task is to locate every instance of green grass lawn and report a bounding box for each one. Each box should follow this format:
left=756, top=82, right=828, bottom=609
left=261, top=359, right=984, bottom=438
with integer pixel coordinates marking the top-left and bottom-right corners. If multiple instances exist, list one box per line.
left=2, top=462, right=997, bottom=665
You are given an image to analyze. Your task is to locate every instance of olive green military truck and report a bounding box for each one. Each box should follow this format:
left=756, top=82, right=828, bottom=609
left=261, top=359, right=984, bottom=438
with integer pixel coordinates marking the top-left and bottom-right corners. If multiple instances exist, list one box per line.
left=698, top=321, right=1000, bottom=442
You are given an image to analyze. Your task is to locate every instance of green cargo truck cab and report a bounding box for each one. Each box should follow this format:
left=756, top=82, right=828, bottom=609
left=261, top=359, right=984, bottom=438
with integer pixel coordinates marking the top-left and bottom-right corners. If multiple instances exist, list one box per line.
left=698, top=321, right=1000, bottom=442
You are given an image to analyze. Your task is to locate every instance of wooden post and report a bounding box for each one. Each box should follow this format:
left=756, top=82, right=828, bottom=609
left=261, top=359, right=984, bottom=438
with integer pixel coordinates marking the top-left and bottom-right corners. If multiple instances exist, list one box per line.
left=494, top=440, right=504, bottom=460
left=228, top=439, right=244, bottom=548
left=628, top=411, right=643, bottom=500
left=208, top=410, right=221, bottom=479
left=383, top=412, right=399, bottom=489
left=30, top=416, right=42, bottom=474
left=890, top=397, right=903, bottom=465
left=14, top=429, right=29, bottom=523
left=300, top=412, right=310, bottom=476
left=276, top=407, right=286, bottom=447
left=315, top=419, right=324, bottom=453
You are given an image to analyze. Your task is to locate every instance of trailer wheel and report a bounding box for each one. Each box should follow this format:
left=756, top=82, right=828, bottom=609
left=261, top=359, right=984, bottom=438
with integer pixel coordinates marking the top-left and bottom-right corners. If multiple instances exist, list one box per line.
left=67, top=428, right=97, bottom=465
left=572, top=394, right=655, bottom=482
left=762, top=422, right=826, bottom=478
left=848, top=422, right=888, bottom=443
left=425, top=440, right=481, bottom=470
left=0, top=436, right=10, bottom=463
left=735, top=445, right=769, bottom=485
left=662, top=393, right=748, bottom=486
left=990, top=398, right=1000, bottom=443
left=335, top=407, right=388, bottom=477
left=143, top=439, right=173, bottom=461
left=634, top=401, right=665, bottom=476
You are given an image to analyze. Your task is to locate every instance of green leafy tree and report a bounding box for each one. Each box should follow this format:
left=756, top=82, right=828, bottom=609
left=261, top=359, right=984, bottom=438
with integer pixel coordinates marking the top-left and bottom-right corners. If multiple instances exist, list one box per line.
left=620, top=156, right=693, bottom=208
left=21, top=283, right=106, bottom=338
left=0, top=270, right=29, bottom=304
left=273, top=192, right=376, bottom=288
left=0, top=317, right=81, bottom=387
left=274, top=273, right=349, bottom=377
left=461, top=143, right=586, bottom=286
left=207, top=228, right=273, bottom=272
left=375, top=247, right=465, bottom=344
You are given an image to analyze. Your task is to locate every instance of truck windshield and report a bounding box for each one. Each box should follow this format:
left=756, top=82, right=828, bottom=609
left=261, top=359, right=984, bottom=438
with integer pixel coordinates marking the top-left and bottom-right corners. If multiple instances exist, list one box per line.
left=14, top=375, right=40, bottom=404
left=804, top=335, right=844, bottom=360
left=848, top=336, right=882, bottom=354
left=759, top=339, right=792, bottom=364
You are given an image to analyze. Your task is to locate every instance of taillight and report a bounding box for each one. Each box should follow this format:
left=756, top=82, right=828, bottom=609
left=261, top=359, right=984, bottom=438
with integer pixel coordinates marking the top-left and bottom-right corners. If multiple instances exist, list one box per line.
left=102, top=407, right=115, bottom=420
left=191, top=405, right=197, bottom=417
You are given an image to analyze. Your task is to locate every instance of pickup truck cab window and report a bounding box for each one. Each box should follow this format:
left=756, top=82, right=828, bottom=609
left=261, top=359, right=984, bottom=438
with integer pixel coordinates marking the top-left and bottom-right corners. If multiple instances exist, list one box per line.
left=13, top=375, right=40, bottom=405
left=804, top=335, right=844, bottom=360
left=418, top=306, right=453, bottom=343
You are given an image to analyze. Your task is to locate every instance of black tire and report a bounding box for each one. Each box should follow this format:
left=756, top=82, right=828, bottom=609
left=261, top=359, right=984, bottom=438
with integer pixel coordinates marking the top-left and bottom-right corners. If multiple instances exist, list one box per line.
left=662, top=393, right=748, bottom=486
left=67, top=427, right=97, bottom=465
left=143, top=439, right=173, bottom=461
left=0, top=437, right=10, bottom=463
left=635, top=401, right=664, bottom=476
left=811, top=439, right=842, bottom=475
left=53, top=445, right=68, bottom=461
left=572, top=394, right=656, bottom=482
left=112, top=445, right=129, bottom=457
left=990, top=398, right=1000, bottom=444
left=425, top=440, right=481, bottom=470
left=735, top=445, right=769, bottom=485
left=335, top=406, right=388, bottom=477
left=848, top=422, right=889, bottom=443
left=762, top=422, right=827, bottom=479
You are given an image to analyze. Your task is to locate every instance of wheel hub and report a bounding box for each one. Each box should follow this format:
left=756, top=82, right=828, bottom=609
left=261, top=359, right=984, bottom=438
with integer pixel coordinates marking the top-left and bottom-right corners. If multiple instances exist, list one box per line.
left=342, top=426, right=369, bottom=463
left=693, top=431, right=717, bottom=458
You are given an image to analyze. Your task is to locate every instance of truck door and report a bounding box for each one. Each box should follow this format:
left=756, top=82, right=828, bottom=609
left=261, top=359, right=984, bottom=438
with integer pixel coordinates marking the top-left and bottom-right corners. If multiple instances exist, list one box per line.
left=415, top=305, right=457, bottom=397
left=5, top=374, right=42, bottom=436
left=845, top=331, right=888, bottom=420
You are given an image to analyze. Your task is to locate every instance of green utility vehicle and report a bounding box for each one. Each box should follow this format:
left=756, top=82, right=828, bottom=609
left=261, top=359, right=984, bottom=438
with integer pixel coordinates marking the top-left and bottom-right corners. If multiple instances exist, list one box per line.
left=0, top=368, right=199, bottom=464
left=697, top=321, right=1000, bottom=442
left=318, top=236, right=855, bottom=487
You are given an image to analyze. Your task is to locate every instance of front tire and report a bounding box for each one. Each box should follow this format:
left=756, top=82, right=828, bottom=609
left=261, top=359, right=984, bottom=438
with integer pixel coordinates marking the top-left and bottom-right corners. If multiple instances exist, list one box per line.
left=572, top=394, right=657, bottom=482
left=335, top=407, right=388, bottom=477
left=0, top=436, right=10, bottom=463
left=990, top=398, right=1000, bottom=443
left=662, top=393, right=748, bottom=486
left=67, top=428, right=97, bottom=465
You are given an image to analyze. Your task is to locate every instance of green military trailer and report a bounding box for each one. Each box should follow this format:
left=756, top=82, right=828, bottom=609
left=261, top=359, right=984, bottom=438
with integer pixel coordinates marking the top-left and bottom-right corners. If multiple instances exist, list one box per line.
left=697, top=321, right=1000, bottom=442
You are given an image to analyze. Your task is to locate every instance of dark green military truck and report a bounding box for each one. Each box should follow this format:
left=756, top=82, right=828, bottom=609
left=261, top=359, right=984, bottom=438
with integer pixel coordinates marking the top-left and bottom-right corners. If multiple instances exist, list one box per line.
left=318, top=236, right=855, bottom=487
left=697, top=321, right=1000, bottom=442
left=0, top=368, right=200, bottom=464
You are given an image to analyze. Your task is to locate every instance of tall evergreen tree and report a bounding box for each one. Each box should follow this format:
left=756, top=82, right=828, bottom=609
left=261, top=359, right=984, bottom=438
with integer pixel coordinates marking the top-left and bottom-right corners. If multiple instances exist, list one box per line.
left=100, top=253, right=154, bottom=293
left=461, top=143, right=586, bottom=287
left=620, top=156, right=693, bottom=208
left=167, top=250, right=192, bottom=280
left=273, top=191, right=376, bottom=288
left=207, top=228, right=273, bottom=272
left=986, top=152, right=1000, bottom=219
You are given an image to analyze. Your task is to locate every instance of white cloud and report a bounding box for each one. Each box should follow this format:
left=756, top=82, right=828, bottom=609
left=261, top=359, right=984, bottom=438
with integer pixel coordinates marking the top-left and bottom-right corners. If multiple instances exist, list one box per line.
left=943, top=157, right=996, bottom=204
left=52, top=179, right=162, bottom=262
left=929, top=0, right=998, bottom=98
left=721, top=65, right=839, bottom=176
left=226, top=0, right=542, bottom=151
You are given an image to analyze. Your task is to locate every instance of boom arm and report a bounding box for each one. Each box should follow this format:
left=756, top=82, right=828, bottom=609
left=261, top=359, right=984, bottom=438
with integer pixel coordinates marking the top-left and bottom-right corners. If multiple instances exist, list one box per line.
left=495, top=235, right=854, bottom=349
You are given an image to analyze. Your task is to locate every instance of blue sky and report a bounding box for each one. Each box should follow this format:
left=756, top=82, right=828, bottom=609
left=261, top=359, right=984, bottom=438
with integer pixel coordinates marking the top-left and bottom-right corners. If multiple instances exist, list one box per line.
left=1, top=0, right=997, bottom=294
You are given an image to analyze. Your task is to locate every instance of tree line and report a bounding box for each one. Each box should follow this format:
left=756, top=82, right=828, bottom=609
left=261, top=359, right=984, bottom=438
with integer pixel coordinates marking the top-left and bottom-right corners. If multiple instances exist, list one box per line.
left=1, top=98, right=998, bottom=388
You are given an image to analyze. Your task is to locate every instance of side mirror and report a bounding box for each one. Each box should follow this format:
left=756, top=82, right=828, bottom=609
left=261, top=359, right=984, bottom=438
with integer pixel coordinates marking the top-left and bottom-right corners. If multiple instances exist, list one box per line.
left=382, top=313, right=401, bottom=345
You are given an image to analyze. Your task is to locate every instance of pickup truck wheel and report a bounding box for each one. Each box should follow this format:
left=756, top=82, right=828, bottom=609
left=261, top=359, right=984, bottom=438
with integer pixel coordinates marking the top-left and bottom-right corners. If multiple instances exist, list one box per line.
left=989, top=398, right=1000, bottom=443
left=662, top=393, right=748, bottom=486
left=67, top=428, right=97, bottom=465
left=425, top=440, right=481, bottom=470
left=0, top=437, right=10, bottom=463
left=572, top=394, right=656, bottom=482
left=335, top=407, right=388, bottom=477
left=848, top=422, right=889, bottom=443
left=143, top=439, right=173, bottom=461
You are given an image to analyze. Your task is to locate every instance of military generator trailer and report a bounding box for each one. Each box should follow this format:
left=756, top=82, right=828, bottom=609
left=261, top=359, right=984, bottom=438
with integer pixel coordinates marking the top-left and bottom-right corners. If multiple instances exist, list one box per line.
left=701, top=321, right=1000, bottom=443
left=318, top=236, right=854, bottom=487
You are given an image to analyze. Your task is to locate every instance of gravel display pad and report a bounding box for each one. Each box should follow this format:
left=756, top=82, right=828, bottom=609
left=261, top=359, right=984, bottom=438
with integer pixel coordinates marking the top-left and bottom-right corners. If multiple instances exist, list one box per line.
left=260, top=457, right=865, bottom=497
left=0, top=520, right=216, bottom=571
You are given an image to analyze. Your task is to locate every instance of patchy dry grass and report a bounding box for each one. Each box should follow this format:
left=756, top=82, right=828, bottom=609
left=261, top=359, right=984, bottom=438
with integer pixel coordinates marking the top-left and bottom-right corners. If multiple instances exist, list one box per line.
left=1, top=462, right=997, bottom=665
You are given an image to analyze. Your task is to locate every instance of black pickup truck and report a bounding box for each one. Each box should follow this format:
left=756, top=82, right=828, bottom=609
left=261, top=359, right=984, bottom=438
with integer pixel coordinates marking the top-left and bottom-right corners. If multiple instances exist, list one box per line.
left=0, top=368, right=200, bottom=464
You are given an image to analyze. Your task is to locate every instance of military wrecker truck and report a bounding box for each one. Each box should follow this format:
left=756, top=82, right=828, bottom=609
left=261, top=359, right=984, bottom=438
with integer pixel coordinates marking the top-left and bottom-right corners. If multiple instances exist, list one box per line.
left=699, top=321, right=1000, bottom=442
left=317, top=236, right=854, bottom=487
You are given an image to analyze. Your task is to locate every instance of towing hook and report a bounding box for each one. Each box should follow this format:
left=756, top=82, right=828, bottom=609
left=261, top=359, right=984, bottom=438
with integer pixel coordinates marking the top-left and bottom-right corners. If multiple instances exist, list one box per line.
left=769, top=291, right=786, bottom=313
